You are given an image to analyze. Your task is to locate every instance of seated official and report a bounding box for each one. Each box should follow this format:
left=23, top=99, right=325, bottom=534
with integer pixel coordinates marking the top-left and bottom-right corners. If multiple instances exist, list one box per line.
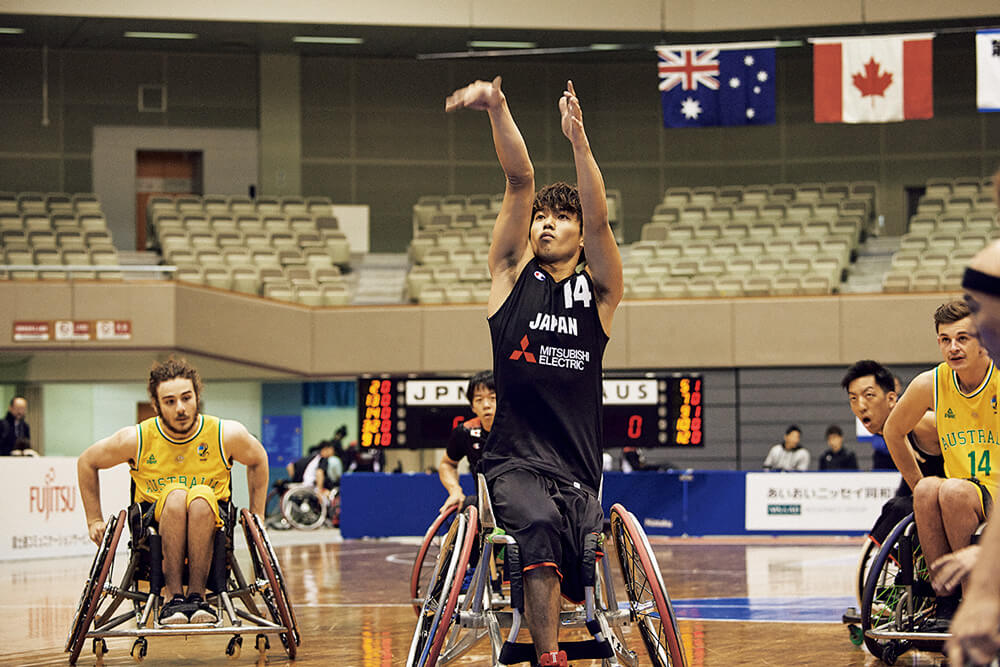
left=77, top=357, right=268, bottom=626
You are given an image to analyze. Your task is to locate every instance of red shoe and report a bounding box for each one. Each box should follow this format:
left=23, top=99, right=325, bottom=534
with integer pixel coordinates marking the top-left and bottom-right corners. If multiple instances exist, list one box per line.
left=539, top=650, right=568, bottom=667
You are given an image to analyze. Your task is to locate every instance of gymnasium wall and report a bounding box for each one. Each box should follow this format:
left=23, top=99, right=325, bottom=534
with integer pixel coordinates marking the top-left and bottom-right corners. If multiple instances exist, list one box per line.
left=3, top=32, right=1000, bottom=251
left=0, top=279, right=952, bottom=469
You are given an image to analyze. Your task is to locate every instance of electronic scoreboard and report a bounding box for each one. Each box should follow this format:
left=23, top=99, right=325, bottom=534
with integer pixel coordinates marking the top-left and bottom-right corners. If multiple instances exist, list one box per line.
left=357, top=373, right=703, bottom=449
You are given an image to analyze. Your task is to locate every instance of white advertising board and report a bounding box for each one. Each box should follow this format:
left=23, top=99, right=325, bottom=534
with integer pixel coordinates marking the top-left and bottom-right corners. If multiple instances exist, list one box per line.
left=745, top=472, right=902, bottom=532
left=1, top=457, right=131, bottom=560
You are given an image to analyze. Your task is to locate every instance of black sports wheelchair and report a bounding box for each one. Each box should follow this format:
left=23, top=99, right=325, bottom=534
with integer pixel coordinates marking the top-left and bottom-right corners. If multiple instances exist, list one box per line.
left=407, top=475, right=687, bottom=667
left=850, top=511, right=990, bottom=665
left=65, top=499, right=299, bottom=665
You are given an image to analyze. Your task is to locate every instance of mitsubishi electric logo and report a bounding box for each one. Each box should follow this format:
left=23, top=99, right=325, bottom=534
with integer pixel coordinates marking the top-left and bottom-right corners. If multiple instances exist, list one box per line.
left=509, top=335, right=536, bottom=363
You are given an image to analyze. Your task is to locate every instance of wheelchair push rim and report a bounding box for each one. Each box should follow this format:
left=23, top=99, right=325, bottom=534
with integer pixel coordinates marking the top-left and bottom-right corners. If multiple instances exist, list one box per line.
left=242, top=509, right=300, bottom=658
left=410, top=503, right=459, bottom=616
left=65, top=508, right=126, bottom=665
left=860, top=512, right=938, bottom=662
left=407, top=505, right=478, bottom=667
left=610, top=503, right=687, bottom=667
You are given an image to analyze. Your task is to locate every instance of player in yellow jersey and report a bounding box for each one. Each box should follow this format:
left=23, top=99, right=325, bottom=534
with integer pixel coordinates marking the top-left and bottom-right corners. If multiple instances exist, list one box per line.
left=884, top=300, right=999, bottom=629
left=77, top=357, right=269, bottom=626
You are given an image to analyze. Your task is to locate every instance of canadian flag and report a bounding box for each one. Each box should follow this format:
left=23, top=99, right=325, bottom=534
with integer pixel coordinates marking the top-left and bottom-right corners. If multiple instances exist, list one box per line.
left=813, top=34, right=934, bottom=123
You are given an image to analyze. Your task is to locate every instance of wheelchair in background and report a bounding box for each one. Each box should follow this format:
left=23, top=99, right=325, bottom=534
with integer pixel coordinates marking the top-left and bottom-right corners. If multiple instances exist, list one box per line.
left=407, top=475, right=687, bottom=666
left=265, top=478, right=340, bottom=531
left=65, top=503, right=299, bottom=665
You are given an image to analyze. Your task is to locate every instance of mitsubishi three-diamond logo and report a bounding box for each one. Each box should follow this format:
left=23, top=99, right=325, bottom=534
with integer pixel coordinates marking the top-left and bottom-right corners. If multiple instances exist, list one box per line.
left=509, top=335, right=536, bottom=363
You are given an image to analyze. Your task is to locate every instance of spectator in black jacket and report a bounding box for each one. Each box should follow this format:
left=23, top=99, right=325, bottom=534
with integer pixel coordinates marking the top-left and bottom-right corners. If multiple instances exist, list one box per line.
left=0, top=397, right=29, bottom=456
left=818, top=424, right=859, bottom=470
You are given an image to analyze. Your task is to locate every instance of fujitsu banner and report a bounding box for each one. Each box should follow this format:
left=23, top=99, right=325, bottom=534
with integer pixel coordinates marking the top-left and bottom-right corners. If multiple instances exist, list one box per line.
left=812, top=33, right=934, bottom=123
left=0, top=457, right=130, bottom=560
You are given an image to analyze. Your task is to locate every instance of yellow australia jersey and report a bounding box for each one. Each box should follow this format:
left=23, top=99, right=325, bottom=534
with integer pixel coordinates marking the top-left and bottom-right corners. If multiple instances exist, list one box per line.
left=934, top=360, right=1000, bottom=494
left=130, top=414, right=232, bottom=504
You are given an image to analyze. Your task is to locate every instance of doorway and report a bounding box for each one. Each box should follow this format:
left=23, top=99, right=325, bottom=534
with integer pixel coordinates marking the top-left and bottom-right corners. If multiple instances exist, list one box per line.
left=135, top=151, right=203, bottom=250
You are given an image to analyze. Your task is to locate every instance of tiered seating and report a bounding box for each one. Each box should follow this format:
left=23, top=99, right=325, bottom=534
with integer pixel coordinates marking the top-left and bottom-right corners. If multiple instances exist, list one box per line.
left=625, top=182, right=873, bottom=298
left=883, top=177, right=998, bottom=293
left=405, top=190, right=623, bottom=304
left=150, top=194, right=351, bottom=306
left=0, top=191, right=118, bottom=280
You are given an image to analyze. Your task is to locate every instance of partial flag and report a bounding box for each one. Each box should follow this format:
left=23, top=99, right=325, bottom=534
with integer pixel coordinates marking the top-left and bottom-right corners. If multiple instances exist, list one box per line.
left=812, top=33, right=933, bottom=123
left=656, top=41, right=777, bottom=128
left=977, top=30, right=1000, bottom=112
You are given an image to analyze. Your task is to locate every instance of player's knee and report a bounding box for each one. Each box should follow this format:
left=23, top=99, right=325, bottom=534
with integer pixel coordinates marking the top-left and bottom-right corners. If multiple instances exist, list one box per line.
left=938, top=478, right=978, bottom=510
left=162, top=488, right=188, bottom=514
left=914, top=476, right=943, bottom=506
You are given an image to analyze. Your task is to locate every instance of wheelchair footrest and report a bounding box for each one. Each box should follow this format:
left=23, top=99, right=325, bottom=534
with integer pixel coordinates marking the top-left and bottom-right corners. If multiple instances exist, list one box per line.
left=499, top=639, right=614, bottom=664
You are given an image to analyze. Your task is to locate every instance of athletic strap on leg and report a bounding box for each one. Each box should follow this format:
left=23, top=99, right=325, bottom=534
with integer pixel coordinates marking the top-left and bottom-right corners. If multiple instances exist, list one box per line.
left=506, top=542, right=524, bottom=613
left=498, top=640, right=616, bottom=663
left=581, top=532, right=598, bottom=588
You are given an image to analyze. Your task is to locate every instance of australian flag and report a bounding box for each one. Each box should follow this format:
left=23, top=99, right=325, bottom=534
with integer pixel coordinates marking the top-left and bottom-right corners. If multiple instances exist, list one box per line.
left=657, top=42, right=777, bottom=128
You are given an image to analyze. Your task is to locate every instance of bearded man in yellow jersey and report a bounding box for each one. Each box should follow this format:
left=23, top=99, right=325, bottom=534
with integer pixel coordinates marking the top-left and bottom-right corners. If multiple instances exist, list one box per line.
left=77, top=357, right=269, bottom=626
left=884, top=300, right=999, bottom=629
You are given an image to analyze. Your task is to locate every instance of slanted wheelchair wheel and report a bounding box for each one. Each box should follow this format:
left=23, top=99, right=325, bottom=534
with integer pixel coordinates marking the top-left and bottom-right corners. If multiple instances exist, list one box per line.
left=66, top=509, right=126, bottom=665
left=410, top=504, right=459, bottom=615
left=610, top=504, right=687, bottom=667
left=242, top=509, right=299, bottom=659
left=860, top=513, right=936, bottom=662
left=855, top=536, right=879, bottom=607
left=280, top=485, right=327, bottom=530
left=406, top=505, right=477, bottom=667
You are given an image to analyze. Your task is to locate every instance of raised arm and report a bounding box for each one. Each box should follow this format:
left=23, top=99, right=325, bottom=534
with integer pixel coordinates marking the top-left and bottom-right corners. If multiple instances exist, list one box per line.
left=446, top=76, right=534, bottom=307
left=223, top=420, right=269, bottom=517
left=883, top=371, right=935, bottom=491
left=78, top=426, right=138, bottom=544
left=560, top=81, right=624, bottom=332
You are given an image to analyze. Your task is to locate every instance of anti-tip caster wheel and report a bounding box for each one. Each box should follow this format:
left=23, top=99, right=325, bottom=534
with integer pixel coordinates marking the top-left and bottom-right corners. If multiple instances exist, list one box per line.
left=93, top=638, right=108, bottom=666
left=131, top=637, right=148, bottom=662
left=255, top=633, right=270, bottom=656
left=847, top=624, right=863, bottom=646
left=226, top=635, right=242, bottom=659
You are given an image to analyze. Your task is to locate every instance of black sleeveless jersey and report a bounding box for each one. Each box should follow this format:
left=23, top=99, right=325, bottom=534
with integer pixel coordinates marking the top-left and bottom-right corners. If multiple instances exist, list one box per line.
left=481, top=258, right=609, bottom=494
left=445, top=417, right=488, bottom=475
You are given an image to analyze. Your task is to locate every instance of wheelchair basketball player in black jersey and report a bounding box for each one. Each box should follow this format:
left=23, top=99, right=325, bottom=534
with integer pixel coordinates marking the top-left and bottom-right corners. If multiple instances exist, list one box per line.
left=438, top=371, right=496, bottom=514
left=445, top=77, right=624, bottom=667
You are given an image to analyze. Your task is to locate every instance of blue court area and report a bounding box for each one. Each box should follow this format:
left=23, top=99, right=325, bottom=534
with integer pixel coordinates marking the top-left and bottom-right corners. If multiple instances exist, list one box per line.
left=669, top=595, right=856, bottom=623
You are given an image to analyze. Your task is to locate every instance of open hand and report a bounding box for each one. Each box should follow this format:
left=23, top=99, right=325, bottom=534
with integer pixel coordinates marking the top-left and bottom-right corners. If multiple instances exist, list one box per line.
left=559, top=80, right=585, bottom=143
left=446, top=76, right=503, bottom=112
left=438, top=490, right=464, bottom=515
left=947, top=591, right=1000, bottom=666
left=932, top=545, right=980, bottom=595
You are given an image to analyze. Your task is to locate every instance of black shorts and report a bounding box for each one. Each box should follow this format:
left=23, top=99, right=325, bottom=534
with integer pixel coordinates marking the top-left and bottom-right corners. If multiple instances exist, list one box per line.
left=488, top=468, right=603, bottom=603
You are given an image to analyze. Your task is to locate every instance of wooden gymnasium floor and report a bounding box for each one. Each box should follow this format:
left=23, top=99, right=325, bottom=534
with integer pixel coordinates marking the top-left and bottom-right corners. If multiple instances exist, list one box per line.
left=0, top=529, right=948, bottom=666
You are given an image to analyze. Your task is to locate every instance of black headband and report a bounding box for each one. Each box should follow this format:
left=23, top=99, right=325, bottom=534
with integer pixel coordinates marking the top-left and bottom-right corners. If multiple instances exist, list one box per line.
left=962, top=267, right=1000, bottom=297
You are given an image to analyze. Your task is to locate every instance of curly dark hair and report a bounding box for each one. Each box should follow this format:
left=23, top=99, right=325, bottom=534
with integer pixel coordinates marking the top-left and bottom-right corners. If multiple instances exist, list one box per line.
left=532, top=182, right=582, bottom=229
left=148, top=356, right=203, bottom=410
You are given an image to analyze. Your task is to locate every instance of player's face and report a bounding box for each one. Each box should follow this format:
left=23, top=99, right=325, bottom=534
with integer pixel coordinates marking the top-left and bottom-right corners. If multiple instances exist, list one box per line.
left=154, top=377, right=199, bottom=436
left=937, top=316, right=987, bottom=373
left=847, top=375, right=896, bottom=435
left=964, top=290, right=1000, bottom=364
left=470, top=385, right=496, bottom=431
left=529, top=206, right=583, bottom=264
